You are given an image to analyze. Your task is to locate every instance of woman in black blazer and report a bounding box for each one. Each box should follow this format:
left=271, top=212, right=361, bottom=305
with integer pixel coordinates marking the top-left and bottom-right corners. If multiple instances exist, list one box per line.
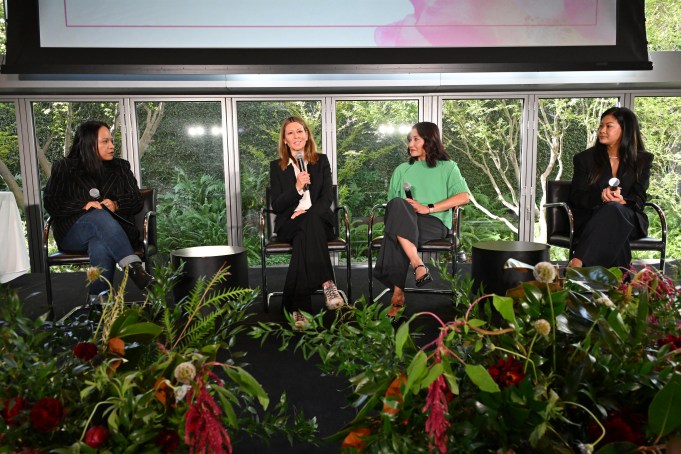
left=269, top=116, right=344, bottom=329
left=44, top=120, right=155, bottom=304
left=568, top=107, right=653, bottom=269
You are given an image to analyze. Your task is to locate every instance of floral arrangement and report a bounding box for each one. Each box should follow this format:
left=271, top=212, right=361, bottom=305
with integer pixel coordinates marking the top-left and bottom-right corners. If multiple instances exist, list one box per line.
left=252, top=263, right=681, bottom=453
left=0, top=266, right=317, bottom=452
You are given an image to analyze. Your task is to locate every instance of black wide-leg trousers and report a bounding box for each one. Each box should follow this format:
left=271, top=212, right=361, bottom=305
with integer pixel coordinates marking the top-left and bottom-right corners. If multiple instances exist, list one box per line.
left=374, top=198, right=447, bottom=291
left=574, top=202, right=642, bottom=268
left=277, top=211, right=335, bottom=313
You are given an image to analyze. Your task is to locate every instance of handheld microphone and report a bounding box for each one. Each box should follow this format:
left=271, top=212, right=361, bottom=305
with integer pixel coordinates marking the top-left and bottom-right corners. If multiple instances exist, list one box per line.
left=403, top=182, right=413, bottom=199
left=608, top=177, right=620, bottom=191
left=89, top=188, right=134, bottom=226
left=295, top=152, right=308, bottom=191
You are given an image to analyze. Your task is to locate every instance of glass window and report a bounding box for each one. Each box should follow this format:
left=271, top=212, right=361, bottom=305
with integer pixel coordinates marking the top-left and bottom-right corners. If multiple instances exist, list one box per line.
left=534, top=97, right=618, bottom=261
left=0, top=102, right=21, bottom=211
left=236, top=100, right=322, bottom=264
left=136, top=101, right=227, bottom=255
left=442, top=99, right=523, bottom=255
left=634, top=96, right=681, bottom=263
left=335, top=99, right=419, bottom=260
left=645, top=0, right=681, bottom=51
left=0, top=1, right=5, bottom=55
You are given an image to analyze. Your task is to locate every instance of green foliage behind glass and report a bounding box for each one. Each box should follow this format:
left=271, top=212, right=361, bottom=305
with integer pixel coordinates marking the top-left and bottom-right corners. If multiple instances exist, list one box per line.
left=156, top=170, right=228, bottom=254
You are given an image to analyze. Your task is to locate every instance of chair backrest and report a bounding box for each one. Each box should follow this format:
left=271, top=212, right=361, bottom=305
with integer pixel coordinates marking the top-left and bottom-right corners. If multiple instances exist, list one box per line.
left=546, top=180, right=572, bottom=237
left=265, top=185, right=340, bottom=239
left=134, top=188, right=156, bottom=246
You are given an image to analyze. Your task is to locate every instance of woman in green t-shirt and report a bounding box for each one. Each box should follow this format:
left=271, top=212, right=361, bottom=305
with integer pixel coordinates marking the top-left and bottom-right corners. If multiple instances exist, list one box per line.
left=374, top=122, right=470, bottom=317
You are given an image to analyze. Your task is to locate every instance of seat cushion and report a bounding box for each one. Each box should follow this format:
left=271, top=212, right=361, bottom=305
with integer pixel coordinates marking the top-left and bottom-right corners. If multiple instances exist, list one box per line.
left=264, top=237, right=347, bottom=254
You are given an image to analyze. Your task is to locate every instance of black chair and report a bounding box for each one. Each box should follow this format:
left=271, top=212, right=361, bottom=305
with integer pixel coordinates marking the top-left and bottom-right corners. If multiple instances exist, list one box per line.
left=367, top=204, right=462, bottom=303
left=259, top=185, right=351, bottom=312
left=43, top=188, right=157, bottom=319
left=544, top=180, right=667, bottom=271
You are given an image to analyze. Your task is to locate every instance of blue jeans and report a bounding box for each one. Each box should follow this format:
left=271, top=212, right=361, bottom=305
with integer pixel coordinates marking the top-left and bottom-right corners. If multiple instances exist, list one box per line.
left=59, top=209, right=139, bottom=294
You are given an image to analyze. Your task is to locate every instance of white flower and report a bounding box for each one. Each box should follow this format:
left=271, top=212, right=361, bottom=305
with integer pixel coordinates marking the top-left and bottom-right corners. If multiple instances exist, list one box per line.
left=595, top=296, right=615, bottom=308
left=174, top=384, right=192, bottom=401
left=533, top=261, right=557, bottom=283
left=534, top=319, right=551, bottom=337
left=173, top=361, right=197, bottom=385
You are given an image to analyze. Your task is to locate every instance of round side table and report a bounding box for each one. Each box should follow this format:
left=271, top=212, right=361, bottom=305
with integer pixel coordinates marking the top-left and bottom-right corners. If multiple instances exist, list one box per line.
left=472, top=240, right=550, bottom=295
left=171, top=245, right=249, bottom=303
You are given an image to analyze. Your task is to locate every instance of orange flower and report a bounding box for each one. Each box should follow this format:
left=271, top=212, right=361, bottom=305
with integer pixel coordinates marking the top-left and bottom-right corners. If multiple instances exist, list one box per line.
left=107, top=359, right=122, bottom=375
left=341, top=427, right=372, bottom=451
left=154, top=378, right=175, bottom=408
left=382, top=373, right=406, bottom=416
left=108, top=337, right=125, bottom=357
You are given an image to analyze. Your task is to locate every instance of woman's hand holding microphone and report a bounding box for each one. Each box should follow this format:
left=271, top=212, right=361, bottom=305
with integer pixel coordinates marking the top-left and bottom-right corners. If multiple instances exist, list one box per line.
left=602, top=177, right=625, bottom=204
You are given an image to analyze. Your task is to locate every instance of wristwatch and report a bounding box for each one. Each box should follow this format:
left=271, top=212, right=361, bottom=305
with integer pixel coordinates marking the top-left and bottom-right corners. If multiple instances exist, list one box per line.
left=428, top=203, right=435, bottom=213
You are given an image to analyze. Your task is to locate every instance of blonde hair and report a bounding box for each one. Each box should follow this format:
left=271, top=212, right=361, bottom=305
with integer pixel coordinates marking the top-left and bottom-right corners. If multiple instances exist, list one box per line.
left=277, top=116, right=320, bottom=170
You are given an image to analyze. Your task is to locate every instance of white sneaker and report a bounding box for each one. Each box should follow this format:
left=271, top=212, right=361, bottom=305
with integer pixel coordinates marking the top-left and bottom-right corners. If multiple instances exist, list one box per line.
left=323, top=282, right=344, bottom=310
left=292, top=311, right=310, bottom=331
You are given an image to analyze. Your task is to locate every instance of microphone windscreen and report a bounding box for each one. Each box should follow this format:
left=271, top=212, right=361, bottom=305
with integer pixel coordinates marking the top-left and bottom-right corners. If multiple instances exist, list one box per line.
left=608, top=177, right=620, bottom=189
left=402, top=182, right=412, bottom=199
left=89, top=188, right=100, bottom=199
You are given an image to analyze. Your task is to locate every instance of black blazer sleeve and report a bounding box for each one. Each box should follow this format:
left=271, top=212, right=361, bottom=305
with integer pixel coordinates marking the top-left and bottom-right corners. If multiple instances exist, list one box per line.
left=268, top=154, right=334, bottom=234
left=44, top=159, right=90, bottom=217
left=569, top=149, right=602, bottom=213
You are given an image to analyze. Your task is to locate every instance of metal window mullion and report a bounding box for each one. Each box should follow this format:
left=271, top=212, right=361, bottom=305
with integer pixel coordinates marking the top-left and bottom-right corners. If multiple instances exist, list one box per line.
left=519, top=95, right=539, bottom=242
left=16, top=99, right=45, bottom=272
left=120, top=98, right=142, bottom=186
left=224, top=97, right=241, bottom=246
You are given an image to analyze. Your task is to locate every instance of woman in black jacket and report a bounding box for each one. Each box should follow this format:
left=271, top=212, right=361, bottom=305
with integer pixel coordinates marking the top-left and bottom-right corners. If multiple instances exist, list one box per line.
left=568, top=107, right=653, bottom=269
left=44, top=120, right=155, bottom=302
left=269, top=116, right=344, bottom=329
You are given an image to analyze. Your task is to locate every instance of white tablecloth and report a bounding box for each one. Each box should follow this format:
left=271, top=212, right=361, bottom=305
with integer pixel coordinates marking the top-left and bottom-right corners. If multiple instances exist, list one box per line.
left=0, top=192, right=30, bottom=283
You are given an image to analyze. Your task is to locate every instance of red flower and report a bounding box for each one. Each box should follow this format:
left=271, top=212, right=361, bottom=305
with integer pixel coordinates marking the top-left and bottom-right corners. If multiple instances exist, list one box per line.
left=156, top=428, right=181, bottom=453
left=2, top=396, right=27, bottom=426
left=422, top=375, right=451, bottom=454
left=72, top=342, right=98, bottom=361
left=85, top=425, right=109, bottom=449
left=29, top=397, right=65, bottom=432
left=487, top=357, right=526, bottom=389
left=657, top=335, right=681, bottom=350
left=185, top=386, right=232, bottom=454
left=587, top=408, right=646, bottom=446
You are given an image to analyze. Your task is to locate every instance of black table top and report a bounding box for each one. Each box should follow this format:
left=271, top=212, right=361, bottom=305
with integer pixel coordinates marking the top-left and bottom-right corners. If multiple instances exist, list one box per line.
left=473, top=240, right=549, bottom=253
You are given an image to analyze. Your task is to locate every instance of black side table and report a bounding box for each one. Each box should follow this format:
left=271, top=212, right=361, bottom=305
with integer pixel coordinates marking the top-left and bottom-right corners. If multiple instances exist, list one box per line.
left=171, top=245, right=249, bottom=303
left=472, top=240, right=550, bottom=295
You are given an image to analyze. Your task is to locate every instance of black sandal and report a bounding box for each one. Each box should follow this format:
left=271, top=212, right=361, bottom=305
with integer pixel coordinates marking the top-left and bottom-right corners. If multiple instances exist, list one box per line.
left=387, top=302, right=405, bottom=318
left=413, top=264, right=433, bottom=288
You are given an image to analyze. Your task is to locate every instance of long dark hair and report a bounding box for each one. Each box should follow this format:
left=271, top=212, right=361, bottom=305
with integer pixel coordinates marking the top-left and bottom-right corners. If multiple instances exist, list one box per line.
left=67, top=120, right=110, bottom=177
left=408, top=122, right=451, bottom=167
left=590, top=107, right=645, bottom=184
